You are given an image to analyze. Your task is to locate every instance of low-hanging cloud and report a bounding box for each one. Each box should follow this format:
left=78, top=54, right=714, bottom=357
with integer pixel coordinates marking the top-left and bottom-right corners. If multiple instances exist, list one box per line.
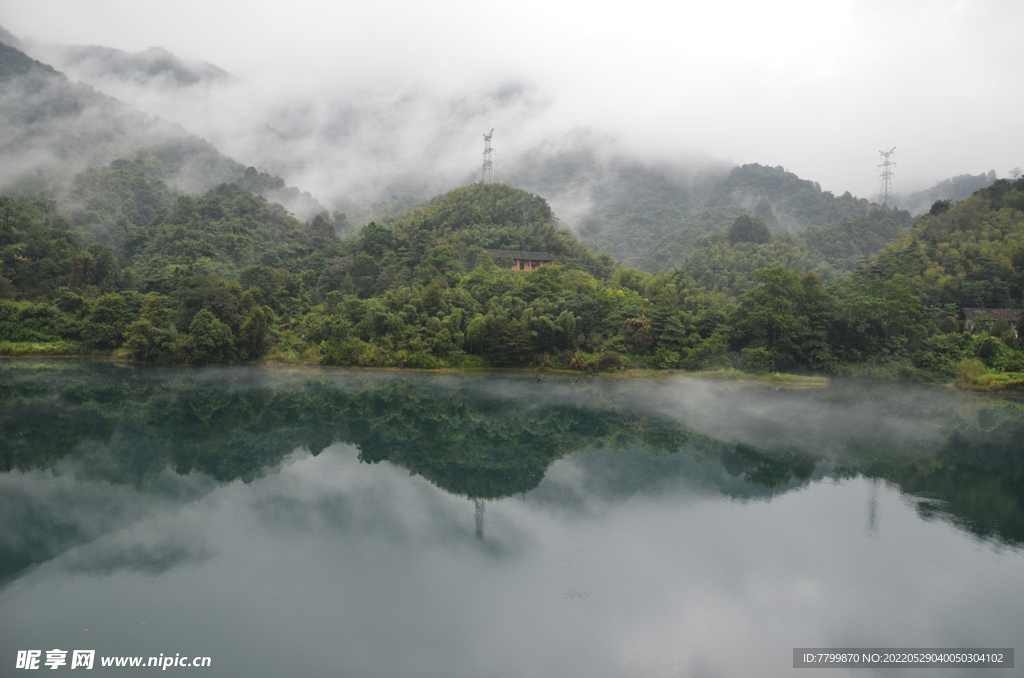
left=4, top=0, right=1021, bottom=208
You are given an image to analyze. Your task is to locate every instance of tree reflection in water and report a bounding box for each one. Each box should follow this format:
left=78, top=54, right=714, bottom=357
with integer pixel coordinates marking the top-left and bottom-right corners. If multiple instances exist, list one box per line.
left=3, top=360, right=1024, bottom=555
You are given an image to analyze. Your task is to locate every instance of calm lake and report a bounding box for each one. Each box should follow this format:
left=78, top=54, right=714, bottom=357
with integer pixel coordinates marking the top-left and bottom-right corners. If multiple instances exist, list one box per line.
left=1, top=361, right=1022, bottom=677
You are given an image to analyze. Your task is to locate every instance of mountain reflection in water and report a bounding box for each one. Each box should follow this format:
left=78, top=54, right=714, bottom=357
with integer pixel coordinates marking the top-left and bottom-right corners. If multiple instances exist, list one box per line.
left=3, top=361, right=1024, bottom=570
left=1, top=361, right=1023, bottom=677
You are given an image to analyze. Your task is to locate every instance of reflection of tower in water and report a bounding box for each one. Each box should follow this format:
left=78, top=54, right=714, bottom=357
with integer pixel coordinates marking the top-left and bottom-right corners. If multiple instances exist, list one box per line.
left=866, top=479, right=880, bottom=535
left=474, top=499, right=485, bottom=541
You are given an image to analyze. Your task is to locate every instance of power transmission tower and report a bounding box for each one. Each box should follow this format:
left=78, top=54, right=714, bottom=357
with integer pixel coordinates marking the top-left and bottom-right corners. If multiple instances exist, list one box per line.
left=481, top=129, right=494, bottom=184
left=878, top=147, right=896, bottom=208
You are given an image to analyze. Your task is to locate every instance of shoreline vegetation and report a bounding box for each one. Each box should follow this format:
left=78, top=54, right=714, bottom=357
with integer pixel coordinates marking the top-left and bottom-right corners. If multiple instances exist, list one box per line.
left=3, top=168, right=1024, bottom=394
left=13, top=349, right=1024, bottom=398
left=5, top=349, right=1021, bottom=395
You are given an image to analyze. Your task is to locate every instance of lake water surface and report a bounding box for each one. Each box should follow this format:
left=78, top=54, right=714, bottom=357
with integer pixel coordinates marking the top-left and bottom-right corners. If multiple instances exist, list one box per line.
left=1, top=362, right=1022, bottom=677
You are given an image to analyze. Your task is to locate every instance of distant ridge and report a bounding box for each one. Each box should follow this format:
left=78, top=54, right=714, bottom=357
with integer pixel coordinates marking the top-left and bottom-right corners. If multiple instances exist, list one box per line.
left=32, top=43, right=232, bottom=87
left=0, top=40, right=239, bottom=195
left=0, top=39, right=325, bottom=220
left=0, top=25, right=23, bottom=51
left=0, top=38, right=60, bottom=81
left=898, top=171, right=998, bottom=215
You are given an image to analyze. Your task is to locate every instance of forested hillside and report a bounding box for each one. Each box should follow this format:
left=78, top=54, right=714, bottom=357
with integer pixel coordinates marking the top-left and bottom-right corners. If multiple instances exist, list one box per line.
left=500, top=140, right=725, bottom=268
left=3, top=166, right=1023, bottom=391
left=708, top=163, right=873, bottom=231
left=857, top=180, right=1024, bottom=309
left=0, top=32, right=1020, bottom=388
left=0, top=176, right=335, bottom=363
left=519, top=158, right=911, bottom=275
left=680, top=208, right=913, bottom=298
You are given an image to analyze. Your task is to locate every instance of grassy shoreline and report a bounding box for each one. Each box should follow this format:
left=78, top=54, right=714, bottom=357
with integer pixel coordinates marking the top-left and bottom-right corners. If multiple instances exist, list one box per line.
left=0, top=343, right=847, bottom=390
left=6, top=342, right=1024, bottom=394
left=0, top=354, right=830, bottom=390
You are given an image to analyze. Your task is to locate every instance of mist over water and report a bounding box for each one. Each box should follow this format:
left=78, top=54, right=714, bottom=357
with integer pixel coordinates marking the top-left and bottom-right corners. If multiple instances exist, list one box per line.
left=1, top=362, right=1023, bottom=677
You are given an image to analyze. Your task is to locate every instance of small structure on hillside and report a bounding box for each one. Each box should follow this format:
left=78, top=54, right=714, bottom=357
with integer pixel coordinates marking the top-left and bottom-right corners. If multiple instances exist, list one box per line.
left=484, top=249, right=555, bottom=271
left=963, top=308, right=1022, bottom=337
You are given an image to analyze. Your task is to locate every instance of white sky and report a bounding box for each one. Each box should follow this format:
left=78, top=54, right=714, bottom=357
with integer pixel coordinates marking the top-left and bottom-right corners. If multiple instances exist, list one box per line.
left=2, top=0, right=1023, bottom=196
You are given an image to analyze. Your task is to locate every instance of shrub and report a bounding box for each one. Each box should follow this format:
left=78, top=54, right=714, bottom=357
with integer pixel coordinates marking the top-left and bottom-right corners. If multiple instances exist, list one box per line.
left=956, top=358, right=985, bottom=385
left=681, top=333, right=728, bottom=370
left=600, top=350, right=622, bottom=369
left=741, top=347, right=773, bottom=372
left=914, top=333, right=976, bottom=375
left=654, top=347, right=680, bottom=369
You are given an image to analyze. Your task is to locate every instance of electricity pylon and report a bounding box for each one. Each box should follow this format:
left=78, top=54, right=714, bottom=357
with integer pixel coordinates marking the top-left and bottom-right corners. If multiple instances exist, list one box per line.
left=481, top=129, right=494, bottom=184
left=878, top=147, right=896, bottom=208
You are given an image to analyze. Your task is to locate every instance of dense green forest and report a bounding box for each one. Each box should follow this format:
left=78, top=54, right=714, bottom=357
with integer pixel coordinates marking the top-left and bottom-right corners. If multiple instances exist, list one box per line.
left=679, top=208, right=914, bottom=298
left=489, top=149, right=999, bottom=276
left=2, top=154, right=1024, bottom=389
left=569, top=161, right=913, bottom=276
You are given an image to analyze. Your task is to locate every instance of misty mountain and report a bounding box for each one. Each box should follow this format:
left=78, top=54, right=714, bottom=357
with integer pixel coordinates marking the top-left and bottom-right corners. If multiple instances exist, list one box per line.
left=0, top=39, right=237, bottom=194
left=0, top=24, right=231, bottom=88
left=501, top=149, right=891, bottom=275
left=0, top=38, right=327, bottom=222
left=54, top=154, right=328, bottom=255
left=0, top=26, right=890, bottom=266
left=644, top=164, right=883, bottom=275
left=897, top=170, right=998, bottom=216
left=664, top=165, right=913, bottom=296
left=0, top=26, right=24, bottom=51
left=0, top=25, right=988, bottom=284
left=491, top=134, right=732, bottom=270
left=708, top=163, right=873, bottom=231
left=340, top=141, right=910, bottom=288
left=26, top=44, right=232, bottom=88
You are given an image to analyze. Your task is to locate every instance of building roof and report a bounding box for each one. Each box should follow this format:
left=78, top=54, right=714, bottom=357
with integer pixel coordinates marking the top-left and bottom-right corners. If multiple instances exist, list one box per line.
left=963, top=308, right=1021, bottom=322
left=483, top=249, right=555, bottom=261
